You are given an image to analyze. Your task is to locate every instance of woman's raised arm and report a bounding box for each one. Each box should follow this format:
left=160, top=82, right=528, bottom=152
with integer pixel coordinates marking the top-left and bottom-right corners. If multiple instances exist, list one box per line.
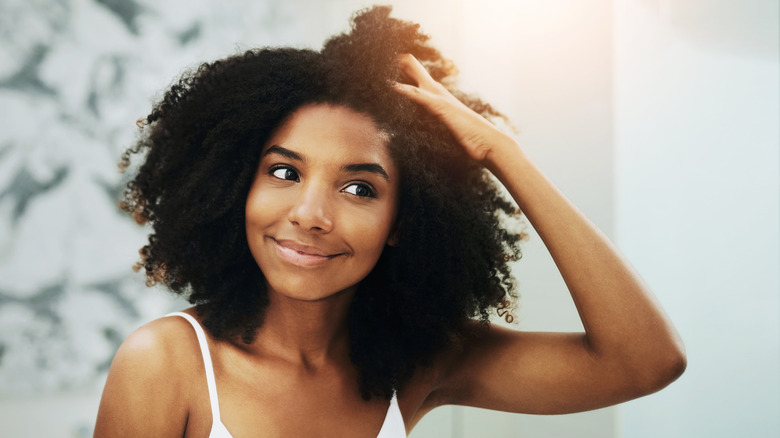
left=394, top=54, right=686, bottom=415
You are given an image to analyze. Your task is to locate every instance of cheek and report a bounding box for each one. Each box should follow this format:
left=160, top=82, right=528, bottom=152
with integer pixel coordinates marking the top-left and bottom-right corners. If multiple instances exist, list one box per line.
left=245, top=186, right=285, bottom=227
left=350, top=205, right=397, bottom=254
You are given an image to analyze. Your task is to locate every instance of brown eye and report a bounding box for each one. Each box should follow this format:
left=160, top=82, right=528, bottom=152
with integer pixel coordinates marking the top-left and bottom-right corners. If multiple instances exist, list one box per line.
left=270, top=166, right=299, bottom=182
left=343, top=183, right=376, bottom=198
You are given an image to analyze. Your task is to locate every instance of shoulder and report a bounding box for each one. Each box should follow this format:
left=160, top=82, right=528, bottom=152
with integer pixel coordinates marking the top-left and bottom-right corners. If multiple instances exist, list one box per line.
left=94, top=312, right=205, bottom=437
left=114, top=312, right=202, bottom=374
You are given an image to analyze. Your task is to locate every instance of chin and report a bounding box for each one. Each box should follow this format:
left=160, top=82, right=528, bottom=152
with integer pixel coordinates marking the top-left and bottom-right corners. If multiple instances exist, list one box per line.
left=265, top=277, right=356, bottom=303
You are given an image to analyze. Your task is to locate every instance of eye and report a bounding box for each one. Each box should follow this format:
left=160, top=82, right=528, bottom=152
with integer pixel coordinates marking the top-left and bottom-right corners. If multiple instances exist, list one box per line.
left=342, top=182, right=376, bottom=198
left=269, top=166, right=299, bottom=182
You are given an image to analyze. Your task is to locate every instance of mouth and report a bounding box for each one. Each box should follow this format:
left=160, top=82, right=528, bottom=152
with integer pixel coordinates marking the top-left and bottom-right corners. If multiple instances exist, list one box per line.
left=271, top=238, right=344, bottom=267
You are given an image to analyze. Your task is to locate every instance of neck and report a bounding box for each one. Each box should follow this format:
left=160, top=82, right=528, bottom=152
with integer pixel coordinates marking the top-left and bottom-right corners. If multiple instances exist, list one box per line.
left=251, top=286, right=355, bottom=369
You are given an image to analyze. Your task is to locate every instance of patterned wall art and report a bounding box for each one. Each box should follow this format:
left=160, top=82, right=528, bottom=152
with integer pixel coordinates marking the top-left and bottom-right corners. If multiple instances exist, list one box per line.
left=0, top=0, right=352, bottom=396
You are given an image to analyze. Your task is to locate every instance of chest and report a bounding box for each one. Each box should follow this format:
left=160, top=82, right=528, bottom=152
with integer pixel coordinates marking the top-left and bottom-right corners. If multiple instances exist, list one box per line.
left=183, top=349, right=397, bottom=437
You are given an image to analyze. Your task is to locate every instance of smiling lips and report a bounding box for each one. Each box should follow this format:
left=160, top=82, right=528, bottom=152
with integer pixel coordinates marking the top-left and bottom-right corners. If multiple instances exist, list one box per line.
left=272, top=238, right=343, bottom=267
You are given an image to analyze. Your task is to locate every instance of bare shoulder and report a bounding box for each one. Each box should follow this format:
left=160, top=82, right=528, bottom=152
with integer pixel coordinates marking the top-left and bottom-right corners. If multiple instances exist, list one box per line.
left=110, top=313, right=202, bottom=381
left=94, top=312, right=203, bottom=437
left=123, top=313, right=199, bottom=357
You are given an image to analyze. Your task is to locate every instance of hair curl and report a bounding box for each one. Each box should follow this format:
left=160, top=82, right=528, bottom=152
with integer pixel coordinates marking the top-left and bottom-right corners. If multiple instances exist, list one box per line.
left=120, top=5, right=524, bottom=400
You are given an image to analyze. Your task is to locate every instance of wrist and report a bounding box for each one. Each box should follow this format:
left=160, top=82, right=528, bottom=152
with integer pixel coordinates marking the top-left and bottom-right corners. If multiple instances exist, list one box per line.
left=483, top=134, right=526, bottom=173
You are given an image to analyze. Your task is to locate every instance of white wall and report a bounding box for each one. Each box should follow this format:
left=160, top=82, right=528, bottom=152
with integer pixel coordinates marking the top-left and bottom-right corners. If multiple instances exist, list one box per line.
left=613, top=1, right=780, bottom=437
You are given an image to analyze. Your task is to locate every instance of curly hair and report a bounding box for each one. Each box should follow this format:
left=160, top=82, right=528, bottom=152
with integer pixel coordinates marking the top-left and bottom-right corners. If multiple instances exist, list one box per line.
left=120, top=5, right=524, bottom=400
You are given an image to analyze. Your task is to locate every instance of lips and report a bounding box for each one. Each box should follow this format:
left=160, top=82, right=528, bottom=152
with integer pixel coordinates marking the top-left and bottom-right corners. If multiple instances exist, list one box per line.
left=271, top=238, right=344, bottom=267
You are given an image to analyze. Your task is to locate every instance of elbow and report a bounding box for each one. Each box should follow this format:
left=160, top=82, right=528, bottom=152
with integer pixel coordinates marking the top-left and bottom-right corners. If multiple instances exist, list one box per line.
left=658, top=344, right=687, bottom=387
left=636, top=340, right=687, bottom=395
left=668, top=340, right=688, bottom=379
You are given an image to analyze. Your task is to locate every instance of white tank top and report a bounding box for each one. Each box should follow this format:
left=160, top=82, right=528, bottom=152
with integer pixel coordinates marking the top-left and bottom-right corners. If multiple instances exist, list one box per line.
left=167, top=312, right=407, bottom=437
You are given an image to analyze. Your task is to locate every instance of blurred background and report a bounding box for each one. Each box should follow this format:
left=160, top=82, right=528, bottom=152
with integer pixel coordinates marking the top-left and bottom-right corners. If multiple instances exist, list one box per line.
left=0, top=0, right=777, bottom=436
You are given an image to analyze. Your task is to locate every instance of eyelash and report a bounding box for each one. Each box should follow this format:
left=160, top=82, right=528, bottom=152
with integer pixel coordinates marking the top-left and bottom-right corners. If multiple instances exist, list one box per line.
left=268, top=165, right=377, bottom=199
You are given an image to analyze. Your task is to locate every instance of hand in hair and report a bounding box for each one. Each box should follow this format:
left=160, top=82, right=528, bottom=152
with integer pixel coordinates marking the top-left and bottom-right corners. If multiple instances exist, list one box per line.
left=393, top=53, right=513, bottom=163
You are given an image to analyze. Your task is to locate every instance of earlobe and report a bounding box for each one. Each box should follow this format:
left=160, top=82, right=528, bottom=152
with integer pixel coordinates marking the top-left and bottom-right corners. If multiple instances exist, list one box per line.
left=386, top=222, right=400, bottom=247
left=386, top=230, right=399, bottom=247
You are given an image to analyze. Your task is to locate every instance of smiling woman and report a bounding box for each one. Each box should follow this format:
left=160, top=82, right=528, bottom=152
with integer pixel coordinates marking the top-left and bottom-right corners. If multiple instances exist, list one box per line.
left=94, top=5, right=685, bottom=437
left=247, top=104, right=399, bottom=302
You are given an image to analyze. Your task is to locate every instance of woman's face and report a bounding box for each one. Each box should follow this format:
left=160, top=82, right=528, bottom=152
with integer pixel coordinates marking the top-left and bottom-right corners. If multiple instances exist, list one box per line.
left=246, top=103, right=399, bottom=301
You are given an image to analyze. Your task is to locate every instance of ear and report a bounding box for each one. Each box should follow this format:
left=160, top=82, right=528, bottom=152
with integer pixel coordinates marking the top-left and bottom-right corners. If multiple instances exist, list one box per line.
left=386, top=221, right=401, bottom=247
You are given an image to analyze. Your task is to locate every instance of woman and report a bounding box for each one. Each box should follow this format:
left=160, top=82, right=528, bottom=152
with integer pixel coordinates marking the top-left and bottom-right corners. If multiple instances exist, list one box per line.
left=95, top=6, right=685, bottom=437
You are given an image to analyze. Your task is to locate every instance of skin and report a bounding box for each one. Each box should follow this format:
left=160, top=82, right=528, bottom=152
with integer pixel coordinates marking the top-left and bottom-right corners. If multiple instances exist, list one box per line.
left=245, top=104, right=399, bottom=305
left=94, top=55, right=686, bottom=437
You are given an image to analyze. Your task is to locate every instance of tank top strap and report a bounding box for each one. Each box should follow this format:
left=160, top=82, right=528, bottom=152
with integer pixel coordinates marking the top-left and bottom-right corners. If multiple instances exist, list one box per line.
left=166, top=312, right=223, bottom=425
left=377, top=392, right=406, bottom=437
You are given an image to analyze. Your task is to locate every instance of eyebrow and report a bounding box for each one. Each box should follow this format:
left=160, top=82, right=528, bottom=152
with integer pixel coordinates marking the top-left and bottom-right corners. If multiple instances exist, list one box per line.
left=263, top=145, right=304, bottom=162
left=343, top=163, right=389, bottom=181
left=264, top=145, right=390, bottom=181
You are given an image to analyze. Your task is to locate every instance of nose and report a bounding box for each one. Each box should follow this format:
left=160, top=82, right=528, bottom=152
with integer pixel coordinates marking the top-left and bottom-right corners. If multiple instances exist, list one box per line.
left=287, top=183, right=334, bottom=233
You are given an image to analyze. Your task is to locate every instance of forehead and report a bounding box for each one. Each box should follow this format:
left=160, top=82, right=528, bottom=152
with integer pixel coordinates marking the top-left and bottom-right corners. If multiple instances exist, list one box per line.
left=265, top=104, right=393, bottom=165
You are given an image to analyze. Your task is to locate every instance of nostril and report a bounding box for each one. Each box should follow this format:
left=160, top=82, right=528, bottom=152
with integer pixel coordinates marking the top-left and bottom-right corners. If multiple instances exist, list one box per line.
left=287, top=200, right=333, bottom=233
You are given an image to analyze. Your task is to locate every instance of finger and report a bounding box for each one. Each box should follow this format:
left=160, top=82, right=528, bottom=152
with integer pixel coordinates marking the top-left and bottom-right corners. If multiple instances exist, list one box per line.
left=392, top=81, right=432, bottom=104
left=397, top=54, right=439, bottom=90
left=393, top=81, right=454, bottom=121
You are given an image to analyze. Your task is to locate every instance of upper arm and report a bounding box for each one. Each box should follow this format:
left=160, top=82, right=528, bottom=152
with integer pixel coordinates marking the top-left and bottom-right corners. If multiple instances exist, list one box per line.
left=94, top=319, right=191, bottom=437
left=430, top=324, right=683, bottom=415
